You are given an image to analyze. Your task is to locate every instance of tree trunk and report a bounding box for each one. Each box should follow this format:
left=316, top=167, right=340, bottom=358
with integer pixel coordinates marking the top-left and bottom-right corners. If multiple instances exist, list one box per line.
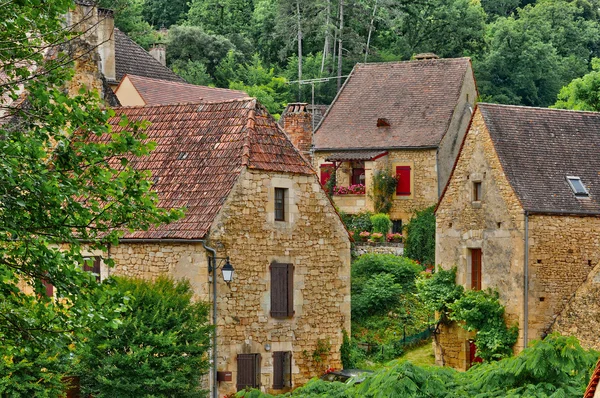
left=321, top=0, right=331, bottom=74
left=365, top=0, right=378, bottom=63
left=297, top=0, right=302, bottom=101
left=337, top=0, right=344, bottom=92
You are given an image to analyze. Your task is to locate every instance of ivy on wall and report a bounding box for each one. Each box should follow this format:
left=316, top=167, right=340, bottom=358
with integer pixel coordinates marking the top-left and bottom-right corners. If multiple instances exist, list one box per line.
left=370, top=170, right=398, bottom=214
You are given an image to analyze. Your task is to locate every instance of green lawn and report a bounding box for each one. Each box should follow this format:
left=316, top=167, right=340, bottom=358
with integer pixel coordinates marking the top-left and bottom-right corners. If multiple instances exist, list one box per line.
left=397, top=340, right=436, bottom=367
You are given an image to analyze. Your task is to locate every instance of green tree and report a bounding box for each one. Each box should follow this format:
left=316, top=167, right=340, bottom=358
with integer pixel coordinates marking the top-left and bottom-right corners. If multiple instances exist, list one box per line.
left=187, top=0, right=255, bottom=36
left=76, top=277, right=211, bottom=397
left=404, top=206, right=435, bottom=266
left=172, top=60, right=215, bottom=86
left=553, top=57, right=600, bottom=111
left=143, top=0, right=190, bottom=28
left=99, top=0, right=157, bottom=48
left=0, top=1, right=180, bottom=394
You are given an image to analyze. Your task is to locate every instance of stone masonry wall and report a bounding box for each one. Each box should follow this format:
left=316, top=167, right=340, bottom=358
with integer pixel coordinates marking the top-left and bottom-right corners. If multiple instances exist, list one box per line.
left=435, top=109, right=526, bottom=368
left=209, top=169, right=351, bottom=395
left=528, top=215, right=600, bottom=347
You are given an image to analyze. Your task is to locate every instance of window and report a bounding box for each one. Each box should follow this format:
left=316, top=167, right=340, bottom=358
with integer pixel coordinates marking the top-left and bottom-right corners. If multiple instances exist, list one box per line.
left=320, top=163, right=334, bottom=186
left=274, top=188, right=287, bottom=221
left=470, top=249, right=482, bottom=291
left=42, top=279, right=54, bottom=297
left=270, top=262, right=294, bottom=318
left=473, top=181, right=482, bottom=201
left=566, top=176, right=589, bottom=197
left=351, top=168, right=365, bottom=185
left=237, top=353, right=261, bottom=391
left=396, top=166, right=411, bottom=196
left=392, top=220, right=403, bottom=234
left=83, top=256, right=101, bottom=282
left=272, top=351, right=292, bottom=389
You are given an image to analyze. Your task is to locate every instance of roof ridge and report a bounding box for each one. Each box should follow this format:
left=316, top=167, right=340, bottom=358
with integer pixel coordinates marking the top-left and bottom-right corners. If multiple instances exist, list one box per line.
left=112, top=97, right=256, bottom=110
left=127, top=74, right=246, bottom=94
left=355, top=57, right=471, bottom=68
left=478, top=102, right=600, bottom=116
left=241, top=99, right=257, bottom=167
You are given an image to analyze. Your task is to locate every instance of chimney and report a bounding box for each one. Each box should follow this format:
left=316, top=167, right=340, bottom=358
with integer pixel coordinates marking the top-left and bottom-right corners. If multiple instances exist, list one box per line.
left=149, top=44, right=166, bottom=66
left=97, top=8, right=116, bottom=83
left=280, top=103, right=313, bottom=161
left=414, top=52, right=439, bottom=61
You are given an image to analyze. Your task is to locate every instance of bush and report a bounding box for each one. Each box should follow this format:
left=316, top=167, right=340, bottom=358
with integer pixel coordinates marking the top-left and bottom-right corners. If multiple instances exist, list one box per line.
left=76, top=277, right=211, bottom=398
left=352, top=273, right=403, bottom=319
left=351, top=211, right=374, bottom=233
left=352, top=254, right=423, bottom=292
left=404, top=206, right=436, bottom=265
left=340, top=330, right=366, bottom=369
left=370, top=170, right=399, bottom=214
left=370, top=213, right=392, bottom=235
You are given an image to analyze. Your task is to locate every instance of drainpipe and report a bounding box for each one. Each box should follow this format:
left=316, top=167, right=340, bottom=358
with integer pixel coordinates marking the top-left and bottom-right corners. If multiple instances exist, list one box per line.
left=523, top=212, right=529, bottom=348
left=201, top=240, right=219, bottom=398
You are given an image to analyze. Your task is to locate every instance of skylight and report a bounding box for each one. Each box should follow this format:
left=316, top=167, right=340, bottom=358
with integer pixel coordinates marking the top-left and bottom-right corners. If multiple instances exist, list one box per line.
left=566, top=176, right=589, bottom=197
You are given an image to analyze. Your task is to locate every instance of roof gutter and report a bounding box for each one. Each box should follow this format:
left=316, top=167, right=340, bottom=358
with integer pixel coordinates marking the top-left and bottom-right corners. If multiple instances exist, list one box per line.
left=118, top=238, right=208, bottom=243
left=314, top=145, right=439, bottom=152
left=524, top=209, right=600, bottom=217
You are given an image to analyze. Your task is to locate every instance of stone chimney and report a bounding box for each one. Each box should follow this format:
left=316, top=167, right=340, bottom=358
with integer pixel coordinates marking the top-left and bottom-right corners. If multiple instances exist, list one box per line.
left=97, top=8, right=116, bottom=83
left=280, top=103, right=313, bottom=161
left=149, top=44, right=166, bottom=66
left=414, top=52, right=439, bottom=61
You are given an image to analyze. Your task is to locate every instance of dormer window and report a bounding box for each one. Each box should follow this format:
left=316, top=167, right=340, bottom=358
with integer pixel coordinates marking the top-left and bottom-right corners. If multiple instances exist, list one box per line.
left=567, top=176, right=589, bottom=197
left=377, top=118, right=390, bottom=127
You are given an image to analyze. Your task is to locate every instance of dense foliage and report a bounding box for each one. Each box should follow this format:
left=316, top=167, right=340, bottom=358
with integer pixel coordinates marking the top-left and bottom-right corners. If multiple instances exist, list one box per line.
left=76, top=277, right=211, bottom=397
left=238, top=334, right=598, bottom=398
left=404, top=206, right=436, bottom=266
left=553, top=57, right=600, bottom=110
left=370, top=170, right=399, bottom=214
left=370, top=213, right=392, bottom=235
left=0, top=1, right=181, bottom=395
left=105, top=0, right=600, bottom=114
left=417, top=268, right=518, bottom=361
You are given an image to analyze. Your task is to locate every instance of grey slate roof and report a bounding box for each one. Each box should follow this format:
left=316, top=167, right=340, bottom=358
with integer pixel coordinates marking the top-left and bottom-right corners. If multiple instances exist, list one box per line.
left=313, top=58, right=471, bottom=150
left=114, top=29, right=184, bottom=84
left=479, top=103, right=600, bottom=215
left=325, top=150, right=388, bottom=162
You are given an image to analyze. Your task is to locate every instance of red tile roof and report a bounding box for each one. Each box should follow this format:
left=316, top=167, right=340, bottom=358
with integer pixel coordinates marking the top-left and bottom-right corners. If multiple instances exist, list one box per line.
left=584, top=359, right=600, bottom=398
left=123, top=74, right=247, bottom=105
left=314, top=58, right=472, bottom=150
left=107, top=99, right=314, bottom=240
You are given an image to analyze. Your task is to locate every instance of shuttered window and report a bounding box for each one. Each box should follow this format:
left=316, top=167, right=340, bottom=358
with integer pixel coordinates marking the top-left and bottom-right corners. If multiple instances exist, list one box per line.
left=83, top=256, right=101, bottom=282
left=42, top=279, right=54, bottom=297
left=274, top=188, right=286, bottom=221
left=471, top=249, right=482, bottom=291
left=396, top=166, right=411, bottom=195
left=270, top=262, right=294, bottom=318
left=320, top=163, right=334, bottom=186
left=273, top=351, right=292, bottom=389
left=237, top=353, right=261, bottom=391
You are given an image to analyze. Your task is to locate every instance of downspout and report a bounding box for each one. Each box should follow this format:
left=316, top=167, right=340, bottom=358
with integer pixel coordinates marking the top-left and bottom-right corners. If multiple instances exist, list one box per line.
left=523, top=211, right=529, bottom=348
left=201, top=240, right=219, bottom=398
left=436, top=150, right=441, bottom=198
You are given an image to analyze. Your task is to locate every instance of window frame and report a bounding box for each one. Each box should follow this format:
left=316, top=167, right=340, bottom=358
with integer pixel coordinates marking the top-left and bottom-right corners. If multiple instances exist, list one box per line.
left=472, top=181, right=482, bottom=202
left=566, top=176, right=589, bottom=197
left=83, top=256, right=101, bottom=282
left=274, top=188, right=286, bottom=221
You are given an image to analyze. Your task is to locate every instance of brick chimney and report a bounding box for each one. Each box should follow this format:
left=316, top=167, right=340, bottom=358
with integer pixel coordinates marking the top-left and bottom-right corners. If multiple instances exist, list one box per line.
left=280, top=103, right=314, bottom=161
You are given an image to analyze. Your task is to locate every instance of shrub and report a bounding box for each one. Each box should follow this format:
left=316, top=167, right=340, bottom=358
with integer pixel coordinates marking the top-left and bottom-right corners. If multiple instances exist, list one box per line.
left=76, top=276, right=211, bottom=398
left=352, top=273, right=403, bottom=319
left=404, top=206, right=435, bottom=265
left=353, top=254, right=423, bottom=292
left=370, top=170, right=399, bottom=214
left=350, top=211, right=374, bottom=233
left=340, top=330, right=366, bottom=369
left=370, top=213, right=392, bottom=235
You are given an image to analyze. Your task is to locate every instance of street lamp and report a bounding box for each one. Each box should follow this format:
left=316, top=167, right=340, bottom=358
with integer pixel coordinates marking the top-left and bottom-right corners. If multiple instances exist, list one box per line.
left=221, top=258, right=234, bottom=284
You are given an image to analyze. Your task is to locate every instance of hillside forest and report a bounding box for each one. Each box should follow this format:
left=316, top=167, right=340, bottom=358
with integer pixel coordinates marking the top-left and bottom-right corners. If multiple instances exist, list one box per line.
left=101, top=0, right=600, bottom=116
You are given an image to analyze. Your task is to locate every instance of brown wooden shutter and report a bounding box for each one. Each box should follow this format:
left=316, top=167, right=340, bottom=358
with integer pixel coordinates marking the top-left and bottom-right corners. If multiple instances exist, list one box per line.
left=271, top=263, right=294, bottom=318
left=471, top=249, right=482, bottom=291
left=272, top=352, right=284, bottom=389
left=237, top=354, right=261, bottom=391
left=84, top=256, right=101, bottom=282
left=42, top=279, right=53, bottom=297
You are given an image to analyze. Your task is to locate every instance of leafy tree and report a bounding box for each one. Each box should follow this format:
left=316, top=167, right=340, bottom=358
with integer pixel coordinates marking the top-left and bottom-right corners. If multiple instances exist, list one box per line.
left=99, top=0, right=157, bottom=48
left=187, top=0, right=255, bottom=37
left=553, top=57, right=600, bottom=111
left=76, top=277, right=211, bottom=397
left=404, top=206, right=435, bottom=266
left=415, top=267, right=464, bottom=315
left=0, top=1, right=181, bottom=394
left=172, top=60, right=215, bottom=86
left=143, top=0, right=190, bottom=28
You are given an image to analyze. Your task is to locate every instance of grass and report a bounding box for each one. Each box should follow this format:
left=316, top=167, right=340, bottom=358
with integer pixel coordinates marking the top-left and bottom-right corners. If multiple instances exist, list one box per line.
left=397, top=339, right=436, bottom=367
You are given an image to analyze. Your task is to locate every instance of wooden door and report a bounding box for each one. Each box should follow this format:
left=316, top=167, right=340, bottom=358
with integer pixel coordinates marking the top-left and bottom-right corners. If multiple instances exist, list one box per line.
left=471, top=249, right=482, bottom=291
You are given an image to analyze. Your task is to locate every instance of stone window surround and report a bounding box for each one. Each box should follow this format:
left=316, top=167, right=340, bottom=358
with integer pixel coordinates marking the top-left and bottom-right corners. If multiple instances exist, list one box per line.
left=463, top=243, right=483, bottom=291
left=470, top=172, right=484, bottom=208
left=392, top=160, right=415, bottom=200
left=266, top=177, right=299, bottom=227
left=262, top=256, right=304, bottom=320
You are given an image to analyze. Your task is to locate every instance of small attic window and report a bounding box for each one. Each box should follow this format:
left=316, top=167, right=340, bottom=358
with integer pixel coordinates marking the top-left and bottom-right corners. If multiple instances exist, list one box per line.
left=377, top=118, right=390, bottom=127
left=566, top=176, right=589, bottom=197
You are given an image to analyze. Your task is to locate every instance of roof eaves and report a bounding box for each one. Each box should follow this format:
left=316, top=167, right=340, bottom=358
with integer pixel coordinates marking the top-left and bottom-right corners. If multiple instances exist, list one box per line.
left=315, top=145, right=438, bottom=152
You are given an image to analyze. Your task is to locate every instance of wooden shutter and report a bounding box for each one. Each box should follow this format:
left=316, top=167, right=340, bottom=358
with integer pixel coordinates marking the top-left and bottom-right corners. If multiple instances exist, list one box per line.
left=320, top=163, right=334, bottom=186
left=396, top=166, right=411, bottom=195
left=42, top=279, right=53, bottom=297
left=471, top=249, right=482, bottom=291
left=237, top=354, right=261, bottom=391
left=84, top=256, right=101, bottom=282
left=272, top=352, right=284, bottom=389
left=270, top=263, right=294, bottom=318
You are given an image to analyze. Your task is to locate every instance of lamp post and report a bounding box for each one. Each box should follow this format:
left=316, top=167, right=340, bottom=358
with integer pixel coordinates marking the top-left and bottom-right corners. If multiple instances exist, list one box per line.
left=208, top=254, right=234, bottom=398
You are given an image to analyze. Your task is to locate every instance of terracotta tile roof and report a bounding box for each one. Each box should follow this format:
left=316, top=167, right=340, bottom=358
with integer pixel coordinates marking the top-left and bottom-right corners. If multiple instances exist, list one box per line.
left=123, top=74, right=247, bottom=105
left=313, top=58, right=471, bottom=150
left=114, top=29, right=184, bottom=84
left=325, top=150, right=388, bottom=162
left=584, top=359, right=600, bottom=398
left=478, top=103, right=600, bottom=215
left=107, top=99, right=314, bottom=240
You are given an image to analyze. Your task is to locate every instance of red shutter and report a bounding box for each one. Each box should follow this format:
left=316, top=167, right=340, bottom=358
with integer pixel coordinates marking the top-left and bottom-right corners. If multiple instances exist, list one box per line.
left=42, top=279, right=53, bottom=297
left=320, top=163, right=333, bottom=186
left=396, top=166, right=411, bottom=195
left=471, top=249, right=482, bottom=291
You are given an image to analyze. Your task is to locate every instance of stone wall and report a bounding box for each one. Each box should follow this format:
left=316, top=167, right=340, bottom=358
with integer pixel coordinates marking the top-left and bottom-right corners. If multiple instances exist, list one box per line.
left=433, top=322, right=474, bottom=370
left=353, top=243, right=404, bottom=257
left=528, top=215, right=600, bottom=347
left=435, top=109, right=527, bottom=367
left=208, top=168, right=351, bottom=395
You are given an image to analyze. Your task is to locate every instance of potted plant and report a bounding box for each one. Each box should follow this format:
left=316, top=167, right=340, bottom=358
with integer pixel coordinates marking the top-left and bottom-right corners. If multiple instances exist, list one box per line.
left=387, top=233, right=403, bottom=243
left=369, top=232, right=384, bottom=243
left=359, top=231, right=371, bottom=242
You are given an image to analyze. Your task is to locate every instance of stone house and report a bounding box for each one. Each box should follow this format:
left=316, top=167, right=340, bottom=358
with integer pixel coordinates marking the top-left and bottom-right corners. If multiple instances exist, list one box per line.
left=93, top=98, right=351, bottom=396
left=435, top=103, right=600, bottom=369
left=311, top=56, right=477, bottom=231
